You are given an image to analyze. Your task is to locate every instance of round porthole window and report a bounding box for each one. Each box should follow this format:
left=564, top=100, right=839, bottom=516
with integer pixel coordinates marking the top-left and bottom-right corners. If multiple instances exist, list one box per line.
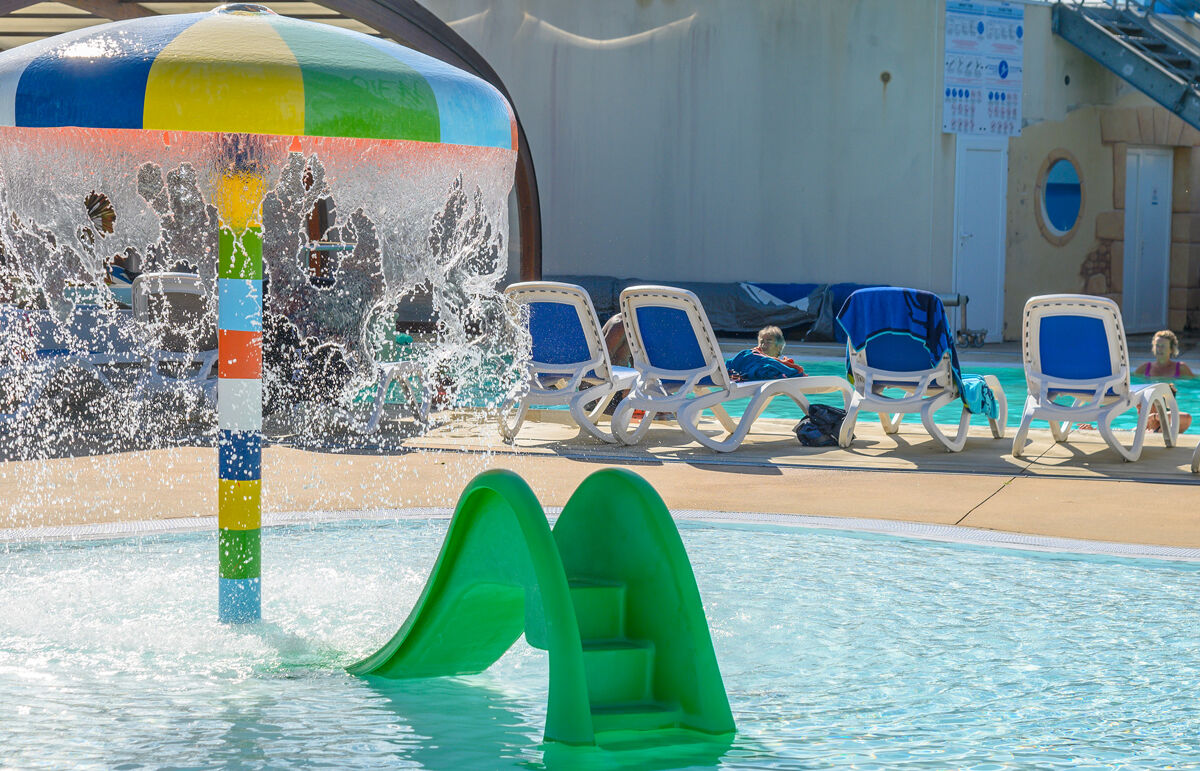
left=1036, top=151, right=1084, bottom=245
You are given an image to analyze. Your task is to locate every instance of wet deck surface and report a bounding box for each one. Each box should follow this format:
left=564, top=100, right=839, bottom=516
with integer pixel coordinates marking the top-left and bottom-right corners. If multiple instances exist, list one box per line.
left=2, top=408, right=1196, bottom=550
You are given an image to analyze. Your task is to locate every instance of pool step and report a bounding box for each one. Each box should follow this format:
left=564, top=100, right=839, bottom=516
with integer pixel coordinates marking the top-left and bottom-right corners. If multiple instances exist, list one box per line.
left=525, top=579, right=628, bottom=650
left=569, top=579, right=627, bottom=640
left=589, top=702, right=682, bottom=733
left=580, top=638, right=655, bottom=704
left=567, top=577, right=686, bottom=734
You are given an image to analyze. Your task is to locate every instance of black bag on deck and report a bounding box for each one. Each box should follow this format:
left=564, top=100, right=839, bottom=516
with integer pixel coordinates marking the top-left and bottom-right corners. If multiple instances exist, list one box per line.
left=793, top=404, right=848, bottom=447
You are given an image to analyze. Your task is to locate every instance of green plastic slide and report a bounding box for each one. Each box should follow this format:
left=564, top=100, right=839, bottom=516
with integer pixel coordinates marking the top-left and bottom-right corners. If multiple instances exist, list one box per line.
left=347, top=468, right=735, bottom=747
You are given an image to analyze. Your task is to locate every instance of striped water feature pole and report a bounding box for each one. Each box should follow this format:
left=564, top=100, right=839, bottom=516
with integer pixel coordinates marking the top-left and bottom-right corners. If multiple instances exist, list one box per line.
left=216, top=157, right=266, bottom=624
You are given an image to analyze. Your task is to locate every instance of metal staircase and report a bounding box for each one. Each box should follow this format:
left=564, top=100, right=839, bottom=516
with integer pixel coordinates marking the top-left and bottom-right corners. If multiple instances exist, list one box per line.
left=1054, top=1, right=1200, bottom=129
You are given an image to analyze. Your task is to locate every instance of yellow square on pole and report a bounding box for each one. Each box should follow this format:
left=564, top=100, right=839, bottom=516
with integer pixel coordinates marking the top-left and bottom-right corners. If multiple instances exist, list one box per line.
left=219, top=478, right=262, bottom=531
left=216, top=172, right=268, bottom=231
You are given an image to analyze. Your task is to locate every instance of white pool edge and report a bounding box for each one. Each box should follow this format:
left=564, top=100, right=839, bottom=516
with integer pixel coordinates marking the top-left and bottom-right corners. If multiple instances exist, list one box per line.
left=4, top=507, right=1200, bottom=563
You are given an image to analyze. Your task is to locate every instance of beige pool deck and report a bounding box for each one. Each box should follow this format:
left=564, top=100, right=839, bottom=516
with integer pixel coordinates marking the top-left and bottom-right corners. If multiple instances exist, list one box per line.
left=2, top=407, right=1197, bottom=550
left=3, top=337, right=1197, bottom=550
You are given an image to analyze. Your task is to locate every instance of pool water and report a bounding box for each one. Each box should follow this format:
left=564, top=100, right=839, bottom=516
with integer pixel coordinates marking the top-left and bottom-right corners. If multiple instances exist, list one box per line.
left=4, top=518, right=1200, bottom=769
left=721, top=359, right=1200, bottom=432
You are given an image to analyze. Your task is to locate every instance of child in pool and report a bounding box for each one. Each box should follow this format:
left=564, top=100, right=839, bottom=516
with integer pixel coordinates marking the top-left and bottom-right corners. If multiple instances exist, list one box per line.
left=1137, top=330, right=1194, bottom=379
left=726, top=326, right=807, bottom=381
left=1137, top=330, right=1193, bottom=433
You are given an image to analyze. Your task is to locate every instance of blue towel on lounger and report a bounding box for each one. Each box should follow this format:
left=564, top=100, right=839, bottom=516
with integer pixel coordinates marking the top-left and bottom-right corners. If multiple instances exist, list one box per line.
left=725, top=349, right=802, bottom=381
left=838, top=287, right=997, bottom=415
left=837, top=288, right=959, bottom=380
left=959, top=374, right=999, bottom=419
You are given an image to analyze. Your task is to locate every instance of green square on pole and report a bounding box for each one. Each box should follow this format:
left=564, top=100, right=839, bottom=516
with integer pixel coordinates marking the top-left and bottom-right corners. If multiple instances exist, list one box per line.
left=219, top=527, right=261, bottom=579
left=219, top=227, right=264, bottom=280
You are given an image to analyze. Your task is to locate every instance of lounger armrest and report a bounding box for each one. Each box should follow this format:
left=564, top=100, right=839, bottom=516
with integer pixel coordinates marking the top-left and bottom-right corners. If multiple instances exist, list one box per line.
left=1033, top=373, right=1126, bottom=410
left=529, top=357, right=606, bottom=393
left=636, top=363, right=719, bottom=395
left=856, top=366, right=942, bottom=396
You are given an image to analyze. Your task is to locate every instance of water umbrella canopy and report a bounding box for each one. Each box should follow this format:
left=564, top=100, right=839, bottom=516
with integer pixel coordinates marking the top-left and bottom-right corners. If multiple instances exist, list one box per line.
left=0, top=3, right=516, bottom=148
left=0, top=4, right=519, bottom=624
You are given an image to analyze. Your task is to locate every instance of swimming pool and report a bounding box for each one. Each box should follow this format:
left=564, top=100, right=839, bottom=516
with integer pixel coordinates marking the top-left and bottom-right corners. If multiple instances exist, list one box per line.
left=493, top=358, right=1198, bottom=433
left=733, top=359, right=1200, bottom=432
left=4, top=517, right=1199, bottom=768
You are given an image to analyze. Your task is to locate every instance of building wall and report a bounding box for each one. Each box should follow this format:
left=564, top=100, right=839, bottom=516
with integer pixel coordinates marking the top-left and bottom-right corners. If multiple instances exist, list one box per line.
left=1007, top=5, right=1200, bottom=336
left=1005, top=105, right=1115, bottom=338
left=431, top=0, right=957, bottom=289
left=432, top=0, right=1200, bottom=337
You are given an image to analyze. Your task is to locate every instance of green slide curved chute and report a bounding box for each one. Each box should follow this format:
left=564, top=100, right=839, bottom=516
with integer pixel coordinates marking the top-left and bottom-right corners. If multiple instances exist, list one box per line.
left=348, top=468, right=734, bottom=747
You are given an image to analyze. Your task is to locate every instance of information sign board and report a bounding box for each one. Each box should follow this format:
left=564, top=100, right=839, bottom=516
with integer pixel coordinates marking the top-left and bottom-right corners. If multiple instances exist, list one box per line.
left=943, top=0, right=1023, bottom=136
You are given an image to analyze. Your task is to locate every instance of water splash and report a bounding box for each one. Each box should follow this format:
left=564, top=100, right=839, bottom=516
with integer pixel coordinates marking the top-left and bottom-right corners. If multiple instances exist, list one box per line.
left=0, top=127, right=527, bottom=526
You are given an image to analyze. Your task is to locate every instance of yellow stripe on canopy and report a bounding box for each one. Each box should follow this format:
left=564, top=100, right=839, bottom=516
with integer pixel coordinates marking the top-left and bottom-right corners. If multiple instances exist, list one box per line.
left=143, top=15, right=304, bottom=136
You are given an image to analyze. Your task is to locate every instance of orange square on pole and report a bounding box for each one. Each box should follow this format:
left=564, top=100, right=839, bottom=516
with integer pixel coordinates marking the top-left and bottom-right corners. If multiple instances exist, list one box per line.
left=219, top=330, right=262, bottom=379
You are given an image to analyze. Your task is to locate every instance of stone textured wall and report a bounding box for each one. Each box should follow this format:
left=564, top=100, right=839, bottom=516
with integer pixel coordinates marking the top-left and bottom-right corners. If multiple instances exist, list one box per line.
left=1096, top=106, right=1200, bottom=332
left=1007, top=91, right=1200, bottom=338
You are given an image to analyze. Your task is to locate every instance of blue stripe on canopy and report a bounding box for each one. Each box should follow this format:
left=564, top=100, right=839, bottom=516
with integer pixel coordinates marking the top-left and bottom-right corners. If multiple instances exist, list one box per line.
left=14, top=14, right=202, bottom=129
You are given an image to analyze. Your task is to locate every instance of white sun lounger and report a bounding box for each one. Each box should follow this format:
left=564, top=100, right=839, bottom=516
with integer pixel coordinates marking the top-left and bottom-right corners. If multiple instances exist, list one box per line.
left=836, top=288, right=1007, bottom=453
left=358, top=300, right=428, bottom=433
left=0, top=304, right=140, bottom=425
left=1012, top=294, right=1178, bottom=462
left=132, top=272, right=218, bottom=404
left=610, top=285, right=852, bottom=452
left=499, top=281, right=637, bottom=443
left=0, top=306, right=110, bottom=424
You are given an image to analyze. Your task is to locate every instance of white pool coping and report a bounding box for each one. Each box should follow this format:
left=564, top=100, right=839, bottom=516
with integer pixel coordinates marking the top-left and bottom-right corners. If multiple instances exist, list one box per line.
left=4, top=507, right=1200, bottom=563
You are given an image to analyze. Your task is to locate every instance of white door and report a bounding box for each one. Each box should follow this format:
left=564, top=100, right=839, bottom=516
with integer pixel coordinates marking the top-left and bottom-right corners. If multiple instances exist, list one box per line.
left=1123, top=147, right=1172, bottom=333
left=953, top=136, right=1008, bottom=343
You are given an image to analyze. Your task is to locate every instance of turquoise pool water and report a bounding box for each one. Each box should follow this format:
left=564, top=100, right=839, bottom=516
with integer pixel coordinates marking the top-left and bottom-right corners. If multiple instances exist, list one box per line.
left=727, top=359, right=1200, bottom=432
left=3, top=518, right=1200, bottom=768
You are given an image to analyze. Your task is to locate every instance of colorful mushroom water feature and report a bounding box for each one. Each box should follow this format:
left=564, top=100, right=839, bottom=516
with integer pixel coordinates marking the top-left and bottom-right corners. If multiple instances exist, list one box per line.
left=0, top=4, right=520, bottom=623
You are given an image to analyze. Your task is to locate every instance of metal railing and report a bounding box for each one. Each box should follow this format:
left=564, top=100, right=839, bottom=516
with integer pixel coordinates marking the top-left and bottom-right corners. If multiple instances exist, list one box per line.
left=1072, top=0, right=1200, bottom=22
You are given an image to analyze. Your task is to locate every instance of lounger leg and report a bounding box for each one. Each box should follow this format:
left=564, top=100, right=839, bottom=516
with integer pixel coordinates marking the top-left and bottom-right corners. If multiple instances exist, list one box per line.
left=835, top=383, right=852, bottom=411
left=702, top=394, right=738, bottom=433
left=1153, top=386, right=1180, bottom=448
left=1152, top=396, right=1176, bottom=448
left=1192, top=443, right=1199, bottom=474
left=839, top=392, right=864, bottom=448
left=921, top=395, right=968, bottom=452
left=498, top=398, right=529, bottom=442
left=585, top=391, right=617, bottom=421
left=677, top=398, right=740, bottom=451
left=1049, top=400, right=1073, bottom=442
left=365, top=369, right=394, bottom=434
left=396, top=380, right=428, bottom=425
left=611, top=396, right=655, bottom=446
left=1098, top=406, right=1140, bottom=462
left=415, top=380, right=430, bottom=423
left=983, top=374, right=1007, bottom=439
left=678, top=385, right=779, bottom=452
left=1011, top=396, right=1036, bottom=458
left=879, top=412, right=902, bottom=434
left=570, top=386, right=619, bottom=444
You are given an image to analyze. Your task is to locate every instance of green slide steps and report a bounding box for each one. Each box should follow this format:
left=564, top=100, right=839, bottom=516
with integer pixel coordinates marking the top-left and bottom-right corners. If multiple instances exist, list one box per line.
left=347, top=468, right=735, bottom=747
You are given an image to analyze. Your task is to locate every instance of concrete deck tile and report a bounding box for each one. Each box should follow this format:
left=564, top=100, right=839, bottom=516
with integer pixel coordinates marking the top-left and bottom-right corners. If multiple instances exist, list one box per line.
left=959, top=475, right=1200, bottom=548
